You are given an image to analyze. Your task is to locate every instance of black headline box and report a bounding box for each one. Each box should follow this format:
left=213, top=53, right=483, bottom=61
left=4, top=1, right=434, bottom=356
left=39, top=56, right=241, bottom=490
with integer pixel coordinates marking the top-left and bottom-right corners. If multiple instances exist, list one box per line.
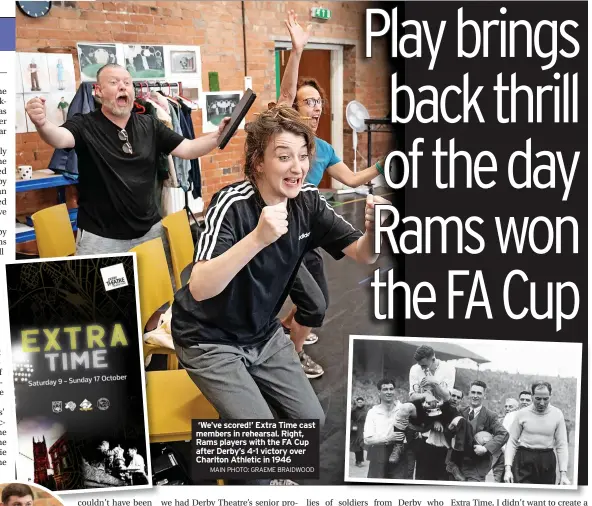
left=391, top=1, right=588, bottom=484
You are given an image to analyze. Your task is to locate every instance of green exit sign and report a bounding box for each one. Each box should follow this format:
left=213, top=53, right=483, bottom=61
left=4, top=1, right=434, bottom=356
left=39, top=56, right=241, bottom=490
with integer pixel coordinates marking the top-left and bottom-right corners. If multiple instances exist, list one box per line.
left=311, top=7, right=331, bottom=20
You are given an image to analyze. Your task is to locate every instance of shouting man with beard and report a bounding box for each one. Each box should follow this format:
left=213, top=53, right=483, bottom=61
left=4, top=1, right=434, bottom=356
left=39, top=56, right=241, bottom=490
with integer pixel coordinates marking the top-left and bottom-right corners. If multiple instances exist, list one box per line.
left=25, top=64, right=228, bottom=255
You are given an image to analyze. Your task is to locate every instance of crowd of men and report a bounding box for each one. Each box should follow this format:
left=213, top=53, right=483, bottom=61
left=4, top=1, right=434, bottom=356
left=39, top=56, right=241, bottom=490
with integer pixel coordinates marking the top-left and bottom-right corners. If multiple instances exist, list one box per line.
left=207, top=98, right=238, bottom=117
left=351, top=345, right=571, bottom=485
left=97, top=440, right=148, bottom=485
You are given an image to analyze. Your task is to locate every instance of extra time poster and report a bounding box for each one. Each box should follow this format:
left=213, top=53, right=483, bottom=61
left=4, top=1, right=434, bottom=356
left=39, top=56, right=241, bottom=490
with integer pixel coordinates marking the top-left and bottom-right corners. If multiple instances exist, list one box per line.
left=5, top=254, right=151, bottom=493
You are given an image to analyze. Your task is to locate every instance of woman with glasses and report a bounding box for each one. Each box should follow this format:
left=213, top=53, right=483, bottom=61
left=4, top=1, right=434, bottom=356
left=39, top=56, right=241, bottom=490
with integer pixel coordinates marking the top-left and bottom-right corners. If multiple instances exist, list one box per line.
left=275, top=11, right=388, bottom=378
left=25, top=63, right=229, bottom=259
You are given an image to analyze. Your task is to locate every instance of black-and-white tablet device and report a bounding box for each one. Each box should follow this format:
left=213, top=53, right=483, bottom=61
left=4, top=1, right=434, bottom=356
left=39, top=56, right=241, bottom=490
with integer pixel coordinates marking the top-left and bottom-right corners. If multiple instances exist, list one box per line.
left=217, top=88, right=257, bottom=149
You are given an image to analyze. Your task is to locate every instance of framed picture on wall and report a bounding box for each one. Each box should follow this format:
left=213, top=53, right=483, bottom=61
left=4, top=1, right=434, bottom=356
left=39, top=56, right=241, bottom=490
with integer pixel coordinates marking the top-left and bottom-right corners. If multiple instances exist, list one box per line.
left=202, top=91, right=242, bottom=133
left=124, top=44, right=165, bottom=79
left=77, top=43, right=124, bottom=82
left=164, top=45, right=202, bottom=89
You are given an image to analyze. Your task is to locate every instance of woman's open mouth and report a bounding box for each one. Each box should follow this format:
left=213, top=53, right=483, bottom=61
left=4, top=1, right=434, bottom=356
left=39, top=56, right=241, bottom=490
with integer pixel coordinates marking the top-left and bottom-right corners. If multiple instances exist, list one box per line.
left=283, top=177, right=301, bottom=188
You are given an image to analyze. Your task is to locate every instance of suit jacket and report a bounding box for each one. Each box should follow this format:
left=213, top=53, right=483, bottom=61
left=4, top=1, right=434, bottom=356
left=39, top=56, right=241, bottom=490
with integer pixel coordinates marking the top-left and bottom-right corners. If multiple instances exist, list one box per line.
left=461, top=405, right=509, bottom=477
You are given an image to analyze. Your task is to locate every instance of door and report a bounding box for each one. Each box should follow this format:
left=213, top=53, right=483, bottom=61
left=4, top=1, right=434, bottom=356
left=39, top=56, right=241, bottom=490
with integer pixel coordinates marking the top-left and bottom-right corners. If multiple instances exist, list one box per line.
left=277, top=49, right=333, bottom=189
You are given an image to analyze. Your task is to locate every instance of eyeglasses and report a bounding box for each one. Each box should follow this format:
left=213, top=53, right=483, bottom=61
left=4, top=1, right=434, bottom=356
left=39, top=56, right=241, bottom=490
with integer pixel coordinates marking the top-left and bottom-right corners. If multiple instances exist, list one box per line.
left=118, top=129, right=133, bottom=154
left=299, top=98, right=326, bottom=108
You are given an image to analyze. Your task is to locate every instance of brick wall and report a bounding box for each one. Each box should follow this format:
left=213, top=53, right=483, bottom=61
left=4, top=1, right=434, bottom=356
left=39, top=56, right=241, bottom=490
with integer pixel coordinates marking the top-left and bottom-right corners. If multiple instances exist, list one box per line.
left=16, top=1, right=391, bottom=231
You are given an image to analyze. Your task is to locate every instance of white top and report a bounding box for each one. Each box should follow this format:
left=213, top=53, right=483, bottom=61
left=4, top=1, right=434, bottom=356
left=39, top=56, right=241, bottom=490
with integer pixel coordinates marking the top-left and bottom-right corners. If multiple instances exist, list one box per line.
left=409, top=360, right=456, bottom=397
left=505, top=405, right=568, bottom=472
left=503, top=410, right=518, bottom=431
left=127, top=454, right=146, bottom=473
left=363, top=401, right=401, bottom=446
left=502, top=410, right=518, bottom=451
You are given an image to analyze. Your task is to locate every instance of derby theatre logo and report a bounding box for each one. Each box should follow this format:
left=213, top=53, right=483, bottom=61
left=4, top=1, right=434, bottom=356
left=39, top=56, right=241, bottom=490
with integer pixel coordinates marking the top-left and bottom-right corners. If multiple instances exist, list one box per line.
left=100, top=263, right=129, bottom=292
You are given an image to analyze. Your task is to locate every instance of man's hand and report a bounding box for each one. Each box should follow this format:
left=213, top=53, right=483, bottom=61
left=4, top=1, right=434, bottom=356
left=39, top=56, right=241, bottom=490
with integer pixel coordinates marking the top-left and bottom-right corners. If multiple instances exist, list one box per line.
left=285, top=9, right=312, bottom=53
left=504, top=468, right=514, bottom=483
left=473, top=444, right=487, bottom=456
left=448, top=416, right=463, bottom=431
left=217, top=117, right=231, bottom=135
left=559, top=472, right=571, bottom=485
left=420, top=376, right=438, bottom=388
left=383, top=428, right=405, bottom=445
left=26, top=97, right=47, bottom=128
left=412, top=390, right=428, bottom=401
left=433, top=420, right=444, bottom=432
left=255, top=201, right=288, bottom=247
left=364, top=194, right=390, bottom=233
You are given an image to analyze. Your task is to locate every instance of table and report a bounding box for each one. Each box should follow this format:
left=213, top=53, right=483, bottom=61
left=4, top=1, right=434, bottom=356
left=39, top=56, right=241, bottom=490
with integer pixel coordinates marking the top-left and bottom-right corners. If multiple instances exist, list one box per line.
left=364, top=118, right=396, bottom=166
left=16, top=170, right=77, bottom=195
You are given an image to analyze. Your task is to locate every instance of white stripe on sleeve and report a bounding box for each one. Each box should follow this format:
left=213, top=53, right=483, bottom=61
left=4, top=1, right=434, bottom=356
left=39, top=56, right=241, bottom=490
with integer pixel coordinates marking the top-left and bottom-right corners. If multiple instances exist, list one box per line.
left=195, top=182, right=252, bottom=261
left=300, top=185, right=357, bottom=231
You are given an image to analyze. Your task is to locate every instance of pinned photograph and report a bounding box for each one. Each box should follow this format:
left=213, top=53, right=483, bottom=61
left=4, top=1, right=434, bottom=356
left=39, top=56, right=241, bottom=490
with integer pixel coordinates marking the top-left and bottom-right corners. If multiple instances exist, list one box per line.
left=19, top=53, right=50, bottom=93
left=16, top=94, right=28, bottom=134
left=164, top=45, right=202, bottom=89
left=6, top=254, right=151, bottom=493
left=46, top=53, right=76, bottom=92
left=171, top=51, right=196, bottom=73
left=124, top=45, right=165, bottom=79
left=77, top=43, right=123, bottom=82
left=202, top=91, right=241, bottom=133
left=15, top=56, right=23, bottom=93
left=345, top=336, right=580, bottom=489
left=23, top=93, right=50, bottom=133
left=44, top=92, right=76, bottom=126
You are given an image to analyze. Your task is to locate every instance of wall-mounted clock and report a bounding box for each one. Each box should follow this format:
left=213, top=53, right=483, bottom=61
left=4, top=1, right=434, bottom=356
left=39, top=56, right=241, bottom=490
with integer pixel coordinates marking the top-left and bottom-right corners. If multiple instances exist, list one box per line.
left=17, top=1, right=52, bottom=18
